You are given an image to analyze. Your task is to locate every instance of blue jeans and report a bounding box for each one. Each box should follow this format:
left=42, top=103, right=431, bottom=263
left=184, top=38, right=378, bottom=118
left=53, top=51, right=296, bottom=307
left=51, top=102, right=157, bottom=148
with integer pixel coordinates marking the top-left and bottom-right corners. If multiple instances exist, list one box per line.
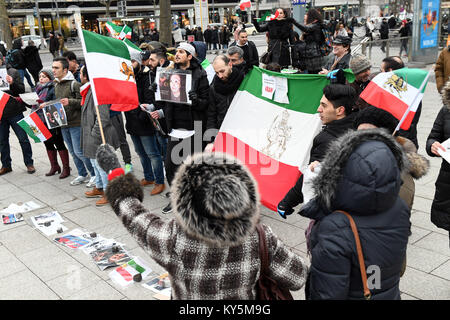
left=61, top=126, right=95, bottom=177
left=130, top=135, right=165, bottom=185
left=156, top=133, right=168, bottom=161
left=18, top=69, right=34, bottom=88
left=0, top=114, right=33, bottom=168
left=222, top=44, right=228, bottom=49
left=90, top=159, right=108, bottom=189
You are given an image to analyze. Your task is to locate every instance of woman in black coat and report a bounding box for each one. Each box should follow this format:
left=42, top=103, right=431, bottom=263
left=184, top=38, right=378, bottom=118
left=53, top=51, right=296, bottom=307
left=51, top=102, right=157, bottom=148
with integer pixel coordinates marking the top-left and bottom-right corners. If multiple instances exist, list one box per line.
left=252, top=8, right=296, bottom=69
left=23, top=40, right=43, bottom=83
left=300, top=129, right=410, bottom=300
left=290, top=8, right=327, bottom=74
left=426, top=81, right=450, bottom=240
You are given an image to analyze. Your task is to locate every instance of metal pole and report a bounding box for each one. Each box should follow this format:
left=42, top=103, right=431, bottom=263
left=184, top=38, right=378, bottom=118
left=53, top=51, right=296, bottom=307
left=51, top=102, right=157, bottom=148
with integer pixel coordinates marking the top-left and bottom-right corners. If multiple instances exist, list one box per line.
left=54, top=0, right=62, bottom=35
left=35, top=0, right=44, bottom=39
left=212, top=0, right=215, bottom=23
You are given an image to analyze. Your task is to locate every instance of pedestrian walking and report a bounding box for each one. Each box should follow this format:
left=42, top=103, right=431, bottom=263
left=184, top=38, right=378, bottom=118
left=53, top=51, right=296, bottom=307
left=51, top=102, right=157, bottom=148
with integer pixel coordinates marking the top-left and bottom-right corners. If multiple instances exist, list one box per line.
left=299, top=128, right=410, bottom=299
left=195, top=27, right=204, bottom=42
left=0, top=57, right=35, bottom=176
left=334, top=22, right=348, bottom=38
left=80, top=66, right=119, bottom=206
left=52, top=57, right=96, bottom=186
left=204, top=25, right=212, bottom=49
left=399, top=20, right=409, bottom=57
left=219, top=26, right=231, bottom=50
left=33, top=69, right=70, bottom=178
left=23, top=40, right=43, bottom=84
left=426, top=80, right=450, bottom=244
left=49, top=32, right=59, bottom=58
left=96, top=146, right=308, bottom=300
left=7, top=39, right=34, bottom=90
left=57, top=33, right=66, bottom=56
left=211, top=26, right=219, bottom=51
left=380, top=18, right=389, bottom=53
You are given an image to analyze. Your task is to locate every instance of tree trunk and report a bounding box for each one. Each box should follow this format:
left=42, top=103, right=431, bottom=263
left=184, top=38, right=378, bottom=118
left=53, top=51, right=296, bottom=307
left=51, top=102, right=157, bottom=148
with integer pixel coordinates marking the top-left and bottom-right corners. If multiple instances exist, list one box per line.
left=0, top=0, right=13, bottom=48
left=359, top=0, right=365, bottom=17
left=160, top=0, right=172, bottom=46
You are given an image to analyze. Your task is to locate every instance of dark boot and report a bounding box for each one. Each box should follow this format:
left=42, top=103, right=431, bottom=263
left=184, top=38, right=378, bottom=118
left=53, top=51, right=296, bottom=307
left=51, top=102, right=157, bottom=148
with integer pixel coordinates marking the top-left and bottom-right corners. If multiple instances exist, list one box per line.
left=45, top=150, right=61, bottom=176
left=58, top=150, right=71, bottom=179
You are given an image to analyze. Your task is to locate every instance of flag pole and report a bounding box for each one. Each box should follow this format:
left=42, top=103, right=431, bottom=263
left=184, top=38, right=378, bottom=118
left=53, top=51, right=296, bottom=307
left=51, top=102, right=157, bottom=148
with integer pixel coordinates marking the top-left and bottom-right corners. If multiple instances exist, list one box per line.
left=94, top=104, right=107, bottom=145
left=392, top=69, right=432, bottom=136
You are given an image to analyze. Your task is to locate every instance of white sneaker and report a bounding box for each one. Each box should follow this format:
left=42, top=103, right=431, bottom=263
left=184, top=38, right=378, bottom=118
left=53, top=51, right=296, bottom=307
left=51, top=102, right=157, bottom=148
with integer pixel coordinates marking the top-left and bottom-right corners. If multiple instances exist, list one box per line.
left=86, top=176, right=96, bottom=188
left=70, top=175, right=89, bottom=186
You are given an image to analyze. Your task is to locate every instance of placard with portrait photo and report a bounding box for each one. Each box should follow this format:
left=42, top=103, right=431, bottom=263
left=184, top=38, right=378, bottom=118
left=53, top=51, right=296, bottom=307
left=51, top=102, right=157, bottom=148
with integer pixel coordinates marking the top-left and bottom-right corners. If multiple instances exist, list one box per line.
left=0, top=66, right=9, bottom=91
left=43, top=101, right=68, bottom=129
left=155, top=67, right=192, bottom=105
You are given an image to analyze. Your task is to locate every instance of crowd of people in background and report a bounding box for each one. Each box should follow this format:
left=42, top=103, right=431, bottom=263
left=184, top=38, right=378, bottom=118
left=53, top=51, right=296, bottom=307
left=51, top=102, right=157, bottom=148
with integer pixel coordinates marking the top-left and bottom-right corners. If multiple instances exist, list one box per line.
left=0, top=7, right=448, bottom=301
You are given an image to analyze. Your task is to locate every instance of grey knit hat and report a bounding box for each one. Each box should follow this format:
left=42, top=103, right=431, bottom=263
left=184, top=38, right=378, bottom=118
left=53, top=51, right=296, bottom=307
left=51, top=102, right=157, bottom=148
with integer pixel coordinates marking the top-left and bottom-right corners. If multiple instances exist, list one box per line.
left=350, top=54, right=372, bottom=75
left=130, top=50, right=142, bottom=65
left=39, top=69, right=54, bottom=81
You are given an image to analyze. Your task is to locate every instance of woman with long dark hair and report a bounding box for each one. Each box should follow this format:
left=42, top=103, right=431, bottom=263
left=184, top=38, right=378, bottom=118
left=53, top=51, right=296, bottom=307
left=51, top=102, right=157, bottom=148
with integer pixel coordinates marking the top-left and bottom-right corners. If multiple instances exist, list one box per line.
left=291, top=9, right=327, bottom=74
left=252, top=8, right=296, bottom=69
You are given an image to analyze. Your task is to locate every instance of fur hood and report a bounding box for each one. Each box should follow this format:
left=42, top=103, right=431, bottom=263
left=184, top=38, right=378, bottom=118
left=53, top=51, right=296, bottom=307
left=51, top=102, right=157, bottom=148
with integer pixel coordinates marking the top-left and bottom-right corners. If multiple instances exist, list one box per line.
left=311, top=128, right=406, bottom=216
left=171, top=152, right=260, bottom=247
left=396, top=136, right=430, bottom=179
left=441, top=79, right=450, bottom=110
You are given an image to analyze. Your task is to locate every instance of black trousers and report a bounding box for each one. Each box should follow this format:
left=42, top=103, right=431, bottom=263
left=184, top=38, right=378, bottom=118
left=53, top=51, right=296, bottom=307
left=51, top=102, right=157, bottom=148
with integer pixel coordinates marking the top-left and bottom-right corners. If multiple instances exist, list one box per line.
left=43, top=127, right=67, bottom=151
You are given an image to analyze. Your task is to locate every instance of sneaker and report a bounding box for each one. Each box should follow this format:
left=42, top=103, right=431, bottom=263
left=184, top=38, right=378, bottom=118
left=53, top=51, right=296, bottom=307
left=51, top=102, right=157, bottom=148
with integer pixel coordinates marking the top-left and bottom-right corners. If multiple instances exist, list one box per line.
left=70, top=175, right=88, bottom=186
left=86, top=176, right=97, bottom=188
left=85, top=187, right=104, bottom=198
left=125, top=163, right=133, bottom=174
left=162, top=203, right=172, bottom=214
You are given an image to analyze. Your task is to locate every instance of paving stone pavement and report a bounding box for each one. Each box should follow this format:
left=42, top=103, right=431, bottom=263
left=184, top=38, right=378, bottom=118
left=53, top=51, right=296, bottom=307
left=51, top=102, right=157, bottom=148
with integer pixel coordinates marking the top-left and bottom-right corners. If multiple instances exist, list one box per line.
left=0, top=40, right=449, bottom=300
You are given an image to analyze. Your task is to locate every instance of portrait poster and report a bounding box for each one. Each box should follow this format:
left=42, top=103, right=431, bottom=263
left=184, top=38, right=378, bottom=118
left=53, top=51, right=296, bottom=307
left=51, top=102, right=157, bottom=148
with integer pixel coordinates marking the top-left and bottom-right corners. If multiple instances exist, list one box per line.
left=0, top=66, right=9, bottom=91
left=155, top=68, right=192, bottom=105
left=43, top=101, right=68, bottom=129
left=420, top=0, right=440, bottom=49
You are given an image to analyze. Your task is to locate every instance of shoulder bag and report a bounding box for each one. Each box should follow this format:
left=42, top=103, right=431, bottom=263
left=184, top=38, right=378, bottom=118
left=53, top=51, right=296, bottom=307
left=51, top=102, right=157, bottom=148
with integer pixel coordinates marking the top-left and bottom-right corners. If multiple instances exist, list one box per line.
left=255, top=224, right=294, bottom=300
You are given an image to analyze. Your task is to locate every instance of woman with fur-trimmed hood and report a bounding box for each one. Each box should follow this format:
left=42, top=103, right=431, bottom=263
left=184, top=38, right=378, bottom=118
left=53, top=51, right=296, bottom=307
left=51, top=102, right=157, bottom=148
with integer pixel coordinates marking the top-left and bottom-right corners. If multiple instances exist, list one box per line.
left=300, top=129, right=411, bottom=300
left=426, top=80, right=450, bottom=239
left=96, top=146, right=308, bottom=299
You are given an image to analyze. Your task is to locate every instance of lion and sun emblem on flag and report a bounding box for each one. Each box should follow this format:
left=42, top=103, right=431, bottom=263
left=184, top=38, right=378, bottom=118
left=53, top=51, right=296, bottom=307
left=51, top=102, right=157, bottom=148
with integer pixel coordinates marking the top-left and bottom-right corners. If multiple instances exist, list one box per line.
left=383, top=74, right=408, bottom=98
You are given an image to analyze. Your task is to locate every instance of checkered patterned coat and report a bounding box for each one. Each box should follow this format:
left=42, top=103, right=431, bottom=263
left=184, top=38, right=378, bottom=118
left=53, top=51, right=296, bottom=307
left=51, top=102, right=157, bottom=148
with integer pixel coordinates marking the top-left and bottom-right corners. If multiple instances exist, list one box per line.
left=106, top=174, right=308, bottom=300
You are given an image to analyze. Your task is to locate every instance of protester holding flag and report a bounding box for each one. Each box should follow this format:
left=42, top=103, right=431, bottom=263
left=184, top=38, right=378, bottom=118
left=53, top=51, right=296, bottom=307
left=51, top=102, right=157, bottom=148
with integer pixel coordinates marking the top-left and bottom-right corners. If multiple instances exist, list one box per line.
left=0, top=57, right=35, bottom=175
left=277, top=84, right=357, bottom=219
left=33, top=69, right=70, bottom=178
left=80, top=65, right=119, bottom=206
left=52, top=57, right=96, bottom=187
left=125, top=52, right=166, bottom=196
left=252, top=8, right=295, bottom=69
left=160, top=42, right=209, bottom=214
left=299, top=128, right=410, bottom=300
left=426, top=80, right=450, bottom=242
left=348, top=53, right=373, bottom=111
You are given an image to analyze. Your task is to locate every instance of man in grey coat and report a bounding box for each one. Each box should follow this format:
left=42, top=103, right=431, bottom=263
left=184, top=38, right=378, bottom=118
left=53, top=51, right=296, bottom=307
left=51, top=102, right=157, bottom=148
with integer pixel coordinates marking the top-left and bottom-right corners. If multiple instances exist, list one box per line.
left=80, top=65, right=119, bottom=206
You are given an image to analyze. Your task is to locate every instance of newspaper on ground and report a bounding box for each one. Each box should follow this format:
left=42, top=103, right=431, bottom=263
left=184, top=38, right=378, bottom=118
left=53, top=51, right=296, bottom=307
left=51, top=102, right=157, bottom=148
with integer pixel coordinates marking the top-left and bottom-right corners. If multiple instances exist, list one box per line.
left=54, top=229, right=99, bottom=249
left=0, top=201, right=41, bottom=215
left=89, top=243, right=131, bottom=271
left=142, top=272, right=171, bottom=299
left=31, top=211, right=67, bottom=236
left=109, top=257, right=153, bottom=287
left=2, top=213, right=25, bottom=225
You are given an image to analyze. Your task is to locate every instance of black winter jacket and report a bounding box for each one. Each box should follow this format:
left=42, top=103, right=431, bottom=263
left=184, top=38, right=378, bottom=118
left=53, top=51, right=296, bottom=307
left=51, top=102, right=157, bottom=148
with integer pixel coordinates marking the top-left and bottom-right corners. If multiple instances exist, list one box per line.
left=324, top=52, right=352, bottom=71
left=426, top=105, right=450, bottom=231
left=206, top=66, right=245, bottom=139
left=23, top=45, right=43, bottom=75
left=279, top=113, right=356, bottom=209
left=380, top=22, right=389, bottom=39
left=300, top=129, right=410, bottom=300
left=124, top=66, right=155, bottom=136
left=210, top=29, right=219, bottom=44
left=229, top=40, right=259, bottom=71
left=1, top=67, right=26, bottom=119
left=163, top=58, right=209, bottom=134
left=292, top=20, right=325, bottom=58
left=204, top=29, right=212, bottom=42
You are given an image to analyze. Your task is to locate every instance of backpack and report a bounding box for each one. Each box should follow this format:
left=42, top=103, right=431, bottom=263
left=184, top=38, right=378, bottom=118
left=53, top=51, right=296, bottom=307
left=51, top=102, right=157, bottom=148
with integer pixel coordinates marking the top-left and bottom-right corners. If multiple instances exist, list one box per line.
left=319, top=28, right=332, bottom=56
left=5, top=49, right=19, bottom=68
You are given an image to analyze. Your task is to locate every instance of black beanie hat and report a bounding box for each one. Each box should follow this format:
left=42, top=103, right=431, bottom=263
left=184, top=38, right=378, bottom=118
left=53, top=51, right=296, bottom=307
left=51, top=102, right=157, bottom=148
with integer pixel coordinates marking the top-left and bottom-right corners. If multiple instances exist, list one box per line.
left=354, top=106, right=399, bottom=133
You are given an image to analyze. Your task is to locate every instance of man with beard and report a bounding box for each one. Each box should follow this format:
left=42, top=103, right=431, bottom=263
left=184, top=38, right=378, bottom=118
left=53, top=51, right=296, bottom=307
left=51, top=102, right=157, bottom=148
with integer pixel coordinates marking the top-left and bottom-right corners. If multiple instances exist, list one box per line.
left=160, top=42, right=209, bottom=214
left=204, top=55, right=245, bottom=152
left=348, top=54, right=372, bottom=111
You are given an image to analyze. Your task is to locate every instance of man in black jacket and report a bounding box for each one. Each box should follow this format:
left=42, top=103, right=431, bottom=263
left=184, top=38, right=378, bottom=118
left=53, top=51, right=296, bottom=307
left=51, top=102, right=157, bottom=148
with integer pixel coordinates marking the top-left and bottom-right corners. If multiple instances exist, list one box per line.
left=229, top=30, right=259, bottom=72
left=226, top=46, right=248, bottom=75
left=49, top=32, right=59, bottom=58
left=277, top=84, right=356, bottom=218
left=204, top=55, right=244, bottom=151
left=204, top=25, right=212, bottom=50
left=160, top=42, right=209, bottom=214
left=380, top=18, right=389, bottom=53
left=0, top=59, right=35, bottom=175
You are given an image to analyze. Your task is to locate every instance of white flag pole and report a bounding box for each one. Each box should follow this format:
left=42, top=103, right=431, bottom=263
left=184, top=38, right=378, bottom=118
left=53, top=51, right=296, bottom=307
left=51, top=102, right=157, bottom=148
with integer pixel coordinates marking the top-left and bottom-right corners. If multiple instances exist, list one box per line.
left=392, top=69, right=432, bottom=136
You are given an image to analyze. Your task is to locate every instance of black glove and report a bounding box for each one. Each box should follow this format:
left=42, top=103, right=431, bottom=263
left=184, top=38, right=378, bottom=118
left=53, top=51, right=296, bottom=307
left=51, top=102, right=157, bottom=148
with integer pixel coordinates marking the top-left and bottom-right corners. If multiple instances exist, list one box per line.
left=96, top=144, right=121, bottom=173
left=188, top=90, right=198, bottom=103
left=149, top=82, right=157, bottom=93
left=277, top=204, right=294, bottom=220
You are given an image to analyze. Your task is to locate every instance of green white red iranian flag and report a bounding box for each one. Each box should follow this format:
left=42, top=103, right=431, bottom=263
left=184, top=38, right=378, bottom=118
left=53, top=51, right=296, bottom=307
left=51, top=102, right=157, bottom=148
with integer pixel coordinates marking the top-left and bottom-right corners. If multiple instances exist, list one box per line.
left=17, top=112, right=52, bottom=143
left=360, top=68, right=430, bottom=131
left=79, top=29, right=139, bottom=111
left=213, top=67, right=331, bottom=211
left=105, top=21, right=132, bottom=40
